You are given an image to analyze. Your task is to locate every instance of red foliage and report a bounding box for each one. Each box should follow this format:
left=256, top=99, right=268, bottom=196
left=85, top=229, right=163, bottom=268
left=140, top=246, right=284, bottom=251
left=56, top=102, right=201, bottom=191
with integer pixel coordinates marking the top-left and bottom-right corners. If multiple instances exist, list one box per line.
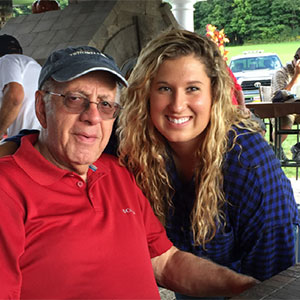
left=32, top=0, right=60, bottom=14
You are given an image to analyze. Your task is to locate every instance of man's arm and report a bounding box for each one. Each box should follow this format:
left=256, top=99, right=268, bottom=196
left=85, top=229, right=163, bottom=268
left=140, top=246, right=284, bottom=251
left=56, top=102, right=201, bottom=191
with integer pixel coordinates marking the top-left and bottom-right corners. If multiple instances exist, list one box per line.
left=0, top=129, right=38, bottom=157
left=272, top=61, right=300, bottom=96
left=0, top=82, right=24, bottom=138
left=152, top=246, right=257, bottom=298
left=285, top=59, right=300, bottom=91
left=0, top=141, right=18, bottom=157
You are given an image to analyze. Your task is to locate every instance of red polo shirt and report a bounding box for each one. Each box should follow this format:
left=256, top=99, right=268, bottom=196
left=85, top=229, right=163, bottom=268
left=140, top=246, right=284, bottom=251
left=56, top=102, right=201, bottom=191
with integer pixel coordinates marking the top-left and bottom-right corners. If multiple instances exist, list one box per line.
left=0, top=134, right=172, bottom=299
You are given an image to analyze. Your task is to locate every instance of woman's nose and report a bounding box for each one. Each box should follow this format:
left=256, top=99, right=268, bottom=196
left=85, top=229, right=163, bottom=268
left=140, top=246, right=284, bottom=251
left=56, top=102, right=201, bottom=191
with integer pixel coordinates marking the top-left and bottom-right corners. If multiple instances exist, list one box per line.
left=169, top=90, right=187, bottom=112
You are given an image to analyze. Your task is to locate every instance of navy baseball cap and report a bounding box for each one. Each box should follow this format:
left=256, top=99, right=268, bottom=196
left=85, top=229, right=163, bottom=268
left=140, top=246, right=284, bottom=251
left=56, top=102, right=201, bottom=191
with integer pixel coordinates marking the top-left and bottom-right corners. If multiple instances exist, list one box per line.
left=0, top=34, right=23, bottom=57
left=38, top=46, right=128, bottom=89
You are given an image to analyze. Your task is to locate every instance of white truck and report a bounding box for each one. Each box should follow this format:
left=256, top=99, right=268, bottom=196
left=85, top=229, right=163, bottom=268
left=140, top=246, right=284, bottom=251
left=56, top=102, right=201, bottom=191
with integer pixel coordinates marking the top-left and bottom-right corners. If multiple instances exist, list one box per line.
left=229, top=50, right=283, bottom=103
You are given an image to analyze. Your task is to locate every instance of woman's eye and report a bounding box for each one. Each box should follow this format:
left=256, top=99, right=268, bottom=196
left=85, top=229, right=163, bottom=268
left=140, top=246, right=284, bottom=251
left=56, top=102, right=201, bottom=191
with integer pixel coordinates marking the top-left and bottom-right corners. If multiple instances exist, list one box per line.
left=158, top=86, right=171, bottom=92
left=187, top=87, right=199, bottom=92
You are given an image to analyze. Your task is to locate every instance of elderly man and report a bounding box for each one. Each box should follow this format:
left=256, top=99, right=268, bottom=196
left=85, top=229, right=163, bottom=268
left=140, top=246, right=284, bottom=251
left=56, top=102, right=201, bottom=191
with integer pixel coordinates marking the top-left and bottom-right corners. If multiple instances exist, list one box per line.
left=0, top=46, right=256, bottom=299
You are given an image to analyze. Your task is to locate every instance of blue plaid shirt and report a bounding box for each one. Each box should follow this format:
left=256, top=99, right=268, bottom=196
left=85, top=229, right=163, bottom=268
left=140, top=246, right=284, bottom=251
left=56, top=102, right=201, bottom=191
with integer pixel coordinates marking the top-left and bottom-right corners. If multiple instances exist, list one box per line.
left=166, top=126, right=298, bottom=281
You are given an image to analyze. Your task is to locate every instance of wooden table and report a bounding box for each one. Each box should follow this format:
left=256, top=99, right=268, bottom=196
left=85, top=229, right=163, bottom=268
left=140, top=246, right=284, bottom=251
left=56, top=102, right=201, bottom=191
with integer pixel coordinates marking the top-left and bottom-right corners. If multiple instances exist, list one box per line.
left=246, top=102, right=300, bottom=119
left=246, top=102, right=300, bottom=168
left=231, top=264, right=300, bottom=300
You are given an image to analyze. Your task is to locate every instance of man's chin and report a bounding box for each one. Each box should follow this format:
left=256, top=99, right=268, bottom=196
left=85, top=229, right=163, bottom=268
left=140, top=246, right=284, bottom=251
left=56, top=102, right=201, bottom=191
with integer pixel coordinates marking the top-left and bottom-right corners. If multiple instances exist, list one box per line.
left=67, top=154, right=98, bottom=170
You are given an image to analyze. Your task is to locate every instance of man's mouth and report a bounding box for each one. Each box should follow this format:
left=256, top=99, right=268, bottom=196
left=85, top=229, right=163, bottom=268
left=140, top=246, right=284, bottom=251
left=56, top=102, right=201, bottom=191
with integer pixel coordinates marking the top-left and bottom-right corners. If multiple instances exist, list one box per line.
left=75, top=133, right=98, bottom=143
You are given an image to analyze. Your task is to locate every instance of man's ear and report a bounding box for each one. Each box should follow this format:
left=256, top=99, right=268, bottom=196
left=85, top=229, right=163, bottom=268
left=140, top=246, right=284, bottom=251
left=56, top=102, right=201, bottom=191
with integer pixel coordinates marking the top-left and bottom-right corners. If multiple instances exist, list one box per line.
left=35, top=90, right=47, bottom=128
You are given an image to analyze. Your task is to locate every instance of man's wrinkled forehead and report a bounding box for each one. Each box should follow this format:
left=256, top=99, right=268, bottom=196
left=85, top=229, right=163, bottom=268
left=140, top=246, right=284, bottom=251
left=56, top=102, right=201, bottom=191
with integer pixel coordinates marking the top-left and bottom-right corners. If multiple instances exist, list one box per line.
left=53, top=71, right=119, bottom=103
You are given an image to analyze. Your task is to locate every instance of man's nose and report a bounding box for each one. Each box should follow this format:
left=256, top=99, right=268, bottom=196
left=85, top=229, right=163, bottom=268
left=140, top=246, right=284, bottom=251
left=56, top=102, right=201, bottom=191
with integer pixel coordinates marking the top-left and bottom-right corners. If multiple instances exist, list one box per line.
left=80, top=101, right=102, bottom=124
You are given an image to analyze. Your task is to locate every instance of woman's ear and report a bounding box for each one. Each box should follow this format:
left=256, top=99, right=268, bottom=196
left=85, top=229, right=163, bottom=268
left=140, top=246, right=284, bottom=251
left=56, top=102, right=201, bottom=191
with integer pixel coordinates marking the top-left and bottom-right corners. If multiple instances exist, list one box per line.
left=35, top=90, right=47, bottom=128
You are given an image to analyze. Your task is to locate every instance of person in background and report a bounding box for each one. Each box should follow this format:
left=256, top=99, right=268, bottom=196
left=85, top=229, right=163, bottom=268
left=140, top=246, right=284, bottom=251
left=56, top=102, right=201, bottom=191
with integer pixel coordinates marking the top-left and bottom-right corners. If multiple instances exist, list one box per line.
left=228, top=67, right=266, bottom=135
left=271, top=47, right=300, bottom=161
left=227, top=66, right=244, bottom=107
left=0, top=45, right=257, bottom=299
left=0, top=34, right=41, bottom=140
left=117, top=28, right=298, bottom=300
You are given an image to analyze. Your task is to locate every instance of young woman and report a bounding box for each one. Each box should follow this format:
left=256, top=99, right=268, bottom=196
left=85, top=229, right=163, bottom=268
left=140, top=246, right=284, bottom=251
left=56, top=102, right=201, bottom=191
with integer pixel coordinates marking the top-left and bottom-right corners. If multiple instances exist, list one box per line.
left=117, top=28, right=298, bottom=299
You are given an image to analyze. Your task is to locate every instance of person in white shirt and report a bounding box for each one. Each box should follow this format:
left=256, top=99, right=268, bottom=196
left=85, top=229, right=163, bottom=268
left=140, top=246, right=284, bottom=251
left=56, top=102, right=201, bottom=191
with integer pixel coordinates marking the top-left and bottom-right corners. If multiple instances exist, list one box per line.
left=0, top=34, right=41, bottom=140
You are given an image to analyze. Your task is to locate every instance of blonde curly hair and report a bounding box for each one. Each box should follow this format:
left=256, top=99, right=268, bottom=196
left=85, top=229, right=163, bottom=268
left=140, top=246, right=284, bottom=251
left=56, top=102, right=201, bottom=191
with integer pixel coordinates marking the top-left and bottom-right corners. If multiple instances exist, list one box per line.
left=117, top=28, right=260, bottom=247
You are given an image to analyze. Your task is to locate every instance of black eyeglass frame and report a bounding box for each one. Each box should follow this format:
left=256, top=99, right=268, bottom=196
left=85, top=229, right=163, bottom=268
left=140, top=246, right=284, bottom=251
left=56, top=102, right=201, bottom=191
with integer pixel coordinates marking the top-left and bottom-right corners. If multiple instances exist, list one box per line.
left=44, top=91, right=122, bottom=120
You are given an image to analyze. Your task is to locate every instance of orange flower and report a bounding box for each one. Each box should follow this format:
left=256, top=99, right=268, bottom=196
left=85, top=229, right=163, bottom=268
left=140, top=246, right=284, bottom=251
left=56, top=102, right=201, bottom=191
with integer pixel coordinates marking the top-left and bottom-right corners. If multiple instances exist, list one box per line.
left=206, top=24, right=230, bottom=61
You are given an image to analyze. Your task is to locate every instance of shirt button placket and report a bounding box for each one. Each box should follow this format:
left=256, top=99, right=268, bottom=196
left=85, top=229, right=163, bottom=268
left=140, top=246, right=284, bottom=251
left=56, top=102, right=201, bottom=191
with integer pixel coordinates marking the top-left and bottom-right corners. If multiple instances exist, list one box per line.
left=77, top=181, right=84, bottom=188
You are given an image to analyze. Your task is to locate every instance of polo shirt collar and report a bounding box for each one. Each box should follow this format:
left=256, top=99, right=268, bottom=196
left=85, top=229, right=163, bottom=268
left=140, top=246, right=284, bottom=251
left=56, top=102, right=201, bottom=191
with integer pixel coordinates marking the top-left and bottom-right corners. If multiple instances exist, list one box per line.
left=13, top=133, right=83, bottom=186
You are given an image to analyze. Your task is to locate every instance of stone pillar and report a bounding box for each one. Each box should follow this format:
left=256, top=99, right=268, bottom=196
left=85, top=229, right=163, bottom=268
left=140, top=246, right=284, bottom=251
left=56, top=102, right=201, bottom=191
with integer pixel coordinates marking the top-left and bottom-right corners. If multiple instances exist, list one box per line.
left=168, top=0, right=206, bottom=32
left=0, top=0, right=12, bottom=29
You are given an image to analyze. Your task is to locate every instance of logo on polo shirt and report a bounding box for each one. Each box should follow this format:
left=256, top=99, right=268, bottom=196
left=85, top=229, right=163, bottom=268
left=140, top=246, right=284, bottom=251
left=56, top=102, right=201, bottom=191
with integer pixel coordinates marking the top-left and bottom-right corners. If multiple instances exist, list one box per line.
left=122, top=208, right=136, bottom=215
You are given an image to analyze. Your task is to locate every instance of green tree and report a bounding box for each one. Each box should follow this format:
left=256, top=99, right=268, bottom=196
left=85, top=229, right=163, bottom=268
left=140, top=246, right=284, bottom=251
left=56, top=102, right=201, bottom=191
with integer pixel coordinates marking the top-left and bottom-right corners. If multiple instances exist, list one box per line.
left=271, top=0, right=300, bottom=41
left=194, top=0, right=300, bottom=44
left=246, top=0, right=272, bottom=42
left=228, top=0, right=252, bottom=45
left=194, top=0, right=215, bottom=36
left=13, top=4, right=31, bottom=16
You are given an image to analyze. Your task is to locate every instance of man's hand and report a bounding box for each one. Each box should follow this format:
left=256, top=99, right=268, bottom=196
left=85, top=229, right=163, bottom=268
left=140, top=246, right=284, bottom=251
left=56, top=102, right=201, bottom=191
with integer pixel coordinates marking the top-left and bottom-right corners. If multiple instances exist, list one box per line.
left=294, top=59, right=300, bottom=77
left=286, top=59, right=300, bottom=91
left=152, top=246, right=258, bottom=298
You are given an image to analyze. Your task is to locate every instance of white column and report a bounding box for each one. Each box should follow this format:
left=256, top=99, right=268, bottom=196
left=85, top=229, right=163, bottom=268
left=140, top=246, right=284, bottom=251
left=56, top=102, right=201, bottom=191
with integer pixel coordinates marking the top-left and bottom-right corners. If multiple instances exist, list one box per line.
left=167, top=0, right=206, bottom=32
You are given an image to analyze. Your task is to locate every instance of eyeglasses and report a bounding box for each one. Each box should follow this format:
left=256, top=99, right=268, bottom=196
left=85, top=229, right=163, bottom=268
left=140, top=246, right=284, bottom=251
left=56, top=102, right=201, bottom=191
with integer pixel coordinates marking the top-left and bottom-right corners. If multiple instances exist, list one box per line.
left=44, top=91, right=122, bottom=120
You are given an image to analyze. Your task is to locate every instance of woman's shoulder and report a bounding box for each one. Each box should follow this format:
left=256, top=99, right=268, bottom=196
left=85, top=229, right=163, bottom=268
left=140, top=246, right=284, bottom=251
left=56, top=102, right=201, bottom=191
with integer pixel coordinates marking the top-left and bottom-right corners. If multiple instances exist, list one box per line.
left=227, top=125, right=276, bottom=166
left=228, top=125, right=267, bottom=150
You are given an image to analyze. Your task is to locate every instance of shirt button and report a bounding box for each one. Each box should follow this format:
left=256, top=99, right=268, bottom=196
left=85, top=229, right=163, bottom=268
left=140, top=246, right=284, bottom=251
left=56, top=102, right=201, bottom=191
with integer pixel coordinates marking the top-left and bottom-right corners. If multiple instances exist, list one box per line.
left=77, top=181, right=84, bottom=188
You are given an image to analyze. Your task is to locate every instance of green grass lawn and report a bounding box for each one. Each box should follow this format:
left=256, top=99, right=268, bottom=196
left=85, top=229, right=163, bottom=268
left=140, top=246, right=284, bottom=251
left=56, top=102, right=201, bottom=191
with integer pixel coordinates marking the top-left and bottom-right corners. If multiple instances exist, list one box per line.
left=227, top=41, right=300, bottom=65
left=264, top=123, right=299, bottom=179
left=279, top=132, right=299, bottom=179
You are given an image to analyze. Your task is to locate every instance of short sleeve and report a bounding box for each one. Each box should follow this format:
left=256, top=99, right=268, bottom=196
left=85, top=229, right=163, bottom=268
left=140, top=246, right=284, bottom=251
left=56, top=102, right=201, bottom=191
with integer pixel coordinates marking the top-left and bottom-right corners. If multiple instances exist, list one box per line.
left=0, top=188, right=25, bottom=299
left=136, top=186, right=173, bottom=258
left=0, top=55, right=23, bottom=88
left=4, top=129, right=39, bottom=146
